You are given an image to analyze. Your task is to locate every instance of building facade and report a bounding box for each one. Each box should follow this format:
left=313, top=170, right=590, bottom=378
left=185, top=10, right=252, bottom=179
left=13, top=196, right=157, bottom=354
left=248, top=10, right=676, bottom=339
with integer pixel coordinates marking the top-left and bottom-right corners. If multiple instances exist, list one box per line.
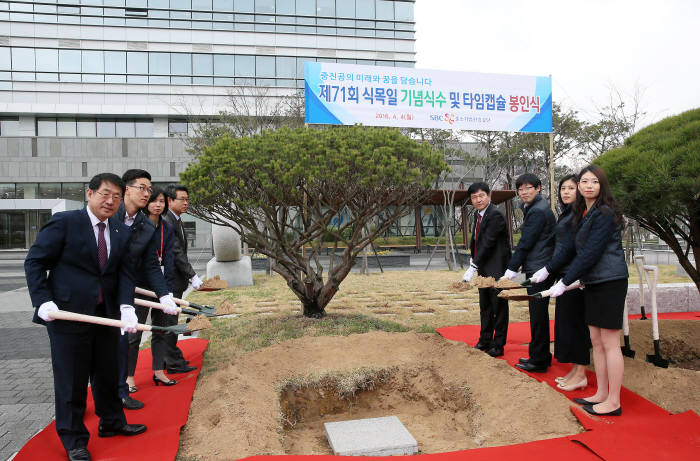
left=0, top=0, right=416, bottom=248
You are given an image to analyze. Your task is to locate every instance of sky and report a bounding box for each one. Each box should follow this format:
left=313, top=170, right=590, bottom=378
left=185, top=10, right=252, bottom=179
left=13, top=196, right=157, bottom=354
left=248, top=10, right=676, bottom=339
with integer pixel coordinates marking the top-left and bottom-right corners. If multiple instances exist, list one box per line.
left=414, top=0, right=700, bottom=129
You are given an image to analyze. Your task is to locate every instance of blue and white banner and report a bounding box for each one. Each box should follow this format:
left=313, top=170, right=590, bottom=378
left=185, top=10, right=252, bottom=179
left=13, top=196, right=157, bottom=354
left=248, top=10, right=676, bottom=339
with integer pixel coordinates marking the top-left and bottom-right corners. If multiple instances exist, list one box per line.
left=305, top=62, right=552, bottom=133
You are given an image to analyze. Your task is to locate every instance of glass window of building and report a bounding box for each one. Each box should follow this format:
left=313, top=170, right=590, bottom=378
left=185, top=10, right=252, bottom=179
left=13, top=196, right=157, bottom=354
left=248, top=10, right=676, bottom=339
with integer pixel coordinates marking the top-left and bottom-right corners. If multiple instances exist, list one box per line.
left=193, top=0, right=213, bottom=10
left=149, top=52, right=170, bottom=83
left=116, top=120, right=136, bottom=137
left=58, top=49, right=81, bottom=73
left=57, top=119, right=77, bottom=137
left=235, top=0, right=254, bottom=12
left=276, top=0, right=294, bottom=15
left=213, top=0, right=234, bottom=11
left=11, top=48, right=35, bottom=72
left=35, top=49, right=59, bottom=74
left=376, top=0, right=393, bottom=20
left=77, top=119, right=97, bottom=137
left=0, top=48, right=10, bottom=71
left=148, top=0, right=169, bottom=8
left=61, top=183, right=86, bottom=202
left=295, top=0, right=314, bottom=15
left=82, top=50, right=104, bottom=82
left=16, top=184, right=39, bottom=199
left=214, top=54, right=234, bottom=85
left=193, top=54, right=213, bottom=84
left=395, top=1, right=414, bottom=21
left=171, top=53, right=192, bottom=84
left=168, top=120, right=188, bottom=136
left=255, top=55, right=274, bottom=78
left=135, top=120, right=154, bottom=137
left=234, top=55, right=254, bottom=77
left=336, top=0, right=355, bottom=17
left=317, top=0, right=334, bottom=16
left=39, top=183, right=62, bottom=199
left=37, top=118, right=57, bottom=136
left=97, top=120, right=116, bottom=137
left=0, top=184, right=15, bottom=199
left=127, top=52, right=148, bottom=83
left=105, top=51, right=126, bottom=76
left=255, top=0, right=274, bottom=13
left=276, top=56, right=295, bottom=78
left=0, top=119, right=20, bottom=136
left=355, top=0, right=374, bottom=19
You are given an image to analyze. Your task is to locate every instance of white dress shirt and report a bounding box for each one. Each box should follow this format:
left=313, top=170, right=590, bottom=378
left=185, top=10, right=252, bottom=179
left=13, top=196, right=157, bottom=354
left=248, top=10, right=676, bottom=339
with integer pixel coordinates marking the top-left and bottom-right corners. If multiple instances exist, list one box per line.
left=86, top=206, right=110, bottom=258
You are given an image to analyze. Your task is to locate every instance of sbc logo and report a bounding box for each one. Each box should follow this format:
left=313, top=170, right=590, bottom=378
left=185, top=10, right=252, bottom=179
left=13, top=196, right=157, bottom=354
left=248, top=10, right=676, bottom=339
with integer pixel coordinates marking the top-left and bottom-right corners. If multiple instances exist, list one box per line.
left=444, top=113, right=455, bottom=125
left=429, top=113, right=456, bottom=125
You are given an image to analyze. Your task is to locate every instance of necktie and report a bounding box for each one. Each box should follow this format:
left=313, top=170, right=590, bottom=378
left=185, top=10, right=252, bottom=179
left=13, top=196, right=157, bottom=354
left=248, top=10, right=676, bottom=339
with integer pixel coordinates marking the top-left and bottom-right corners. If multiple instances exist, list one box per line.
left=97, top=222, right=107, bottom=304
left=474, top=213, right=482, bottom=259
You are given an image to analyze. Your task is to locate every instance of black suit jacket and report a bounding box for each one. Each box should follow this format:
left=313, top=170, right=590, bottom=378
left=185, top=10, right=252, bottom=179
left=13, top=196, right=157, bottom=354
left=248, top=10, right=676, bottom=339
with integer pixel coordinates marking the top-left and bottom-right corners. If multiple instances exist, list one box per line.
left=469, top=204, right=511, bottom=278
left=162, top=210, right=195, bottom=294
left=116, top=204, right=168, bottom=298
left=24, top=208, right=135, bottom=333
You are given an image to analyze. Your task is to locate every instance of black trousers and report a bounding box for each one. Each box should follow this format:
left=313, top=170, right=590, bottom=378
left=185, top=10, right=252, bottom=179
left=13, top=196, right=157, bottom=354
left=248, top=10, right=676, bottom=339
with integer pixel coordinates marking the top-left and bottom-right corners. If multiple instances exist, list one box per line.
left=554, top=288, right=591, bottom=365
left=477, top=287, right=509, bottom=348
left=127, top=304, right=170, bottom=375
left=163, top=288, right=187, bottom=368
left=47, top=323, right=126, bottom=450
left=526, top=274, right=554, bottom=365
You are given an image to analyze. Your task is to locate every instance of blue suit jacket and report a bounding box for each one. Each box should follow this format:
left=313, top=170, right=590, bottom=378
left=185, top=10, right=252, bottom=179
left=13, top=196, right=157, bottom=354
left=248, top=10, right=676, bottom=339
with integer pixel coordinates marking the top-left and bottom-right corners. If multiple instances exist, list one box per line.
left=24, top=208, right=135, bottom=333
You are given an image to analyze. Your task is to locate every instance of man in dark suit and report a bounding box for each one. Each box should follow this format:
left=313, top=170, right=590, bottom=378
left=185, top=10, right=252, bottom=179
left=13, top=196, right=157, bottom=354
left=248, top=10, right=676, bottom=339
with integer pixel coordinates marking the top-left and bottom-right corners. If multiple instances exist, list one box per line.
left=24, top=173, right=146, bottom=461
left=462, top=182, right=511, bottom=357
left=161, top=184, right=201, bottom=374
left=113, top=169, right=178, bottom=410
left=501, top=173, right=556, bottom=373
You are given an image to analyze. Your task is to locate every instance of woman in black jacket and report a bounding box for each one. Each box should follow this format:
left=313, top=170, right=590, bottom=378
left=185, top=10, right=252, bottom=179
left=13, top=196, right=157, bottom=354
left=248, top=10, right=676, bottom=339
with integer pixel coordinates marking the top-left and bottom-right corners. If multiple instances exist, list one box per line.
left=531, top=174, right=591, bottom=391
left=550, top=165, right=628, bottom=416
left=126, top=187, right=178, bottom=390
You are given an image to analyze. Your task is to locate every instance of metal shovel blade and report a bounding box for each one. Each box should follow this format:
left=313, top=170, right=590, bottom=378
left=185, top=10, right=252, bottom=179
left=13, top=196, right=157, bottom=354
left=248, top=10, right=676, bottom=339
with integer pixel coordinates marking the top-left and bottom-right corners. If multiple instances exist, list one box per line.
left=150, top=323, right=191, bottom=335
left=185, top=302, right=217, bottom=316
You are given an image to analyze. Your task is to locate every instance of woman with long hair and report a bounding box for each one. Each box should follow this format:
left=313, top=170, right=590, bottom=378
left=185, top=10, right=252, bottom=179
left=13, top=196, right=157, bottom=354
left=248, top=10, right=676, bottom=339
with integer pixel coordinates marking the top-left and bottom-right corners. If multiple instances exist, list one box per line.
left=531, top=174, right=591, bottom=391
left=126, top=187, right=178, bottom=390
left=550, top=165, right=628, bottom=416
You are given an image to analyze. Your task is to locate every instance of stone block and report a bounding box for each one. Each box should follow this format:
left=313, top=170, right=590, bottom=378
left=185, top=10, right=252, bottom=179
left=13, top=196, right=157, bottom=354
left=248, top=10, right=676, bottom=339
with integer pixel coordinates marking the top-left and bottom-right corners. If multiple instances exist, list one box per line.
left=324, top=416, right=418, bottom=456
left=206, top=256, right=253, bottom=287
left=212, top=223, right=242, bottom=262
left=625, top=284, right=698, bottom=314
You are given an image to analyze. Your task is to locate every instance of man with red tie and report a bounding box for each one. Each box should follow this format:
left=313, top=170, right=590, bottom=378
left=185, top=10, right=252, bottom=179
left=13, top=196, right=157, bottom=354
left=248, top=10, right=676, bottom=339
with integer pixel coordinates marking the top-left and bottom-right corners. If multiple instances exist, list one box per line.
left=25, top=173, right=147, bottom=461
left=462, top=182, right=511, bottom=357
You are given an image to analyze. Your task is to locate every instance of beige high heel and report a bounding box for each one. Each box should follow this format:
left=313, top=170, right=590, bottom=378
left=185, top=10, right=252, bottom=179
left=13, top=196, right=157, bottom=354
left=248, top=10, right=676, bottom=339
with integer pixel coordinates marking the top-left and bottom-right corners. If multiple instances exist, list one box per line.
left=557, top=377, right=587, bottom=391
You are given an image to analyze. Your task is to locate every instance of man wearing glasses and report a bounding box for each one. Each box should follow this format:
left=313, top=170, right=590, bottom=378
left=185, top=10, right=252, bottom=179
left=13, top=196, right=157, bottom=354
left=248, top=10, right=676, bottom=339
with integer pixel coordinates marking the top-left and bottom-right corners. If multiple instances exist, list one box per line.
left=25, top=173, right=147, bottom=461
left=114, top=170, right=178, bottom=410
left=162, top=184, right=201, bottom=374
left=501, top=173, right=556, bottom=373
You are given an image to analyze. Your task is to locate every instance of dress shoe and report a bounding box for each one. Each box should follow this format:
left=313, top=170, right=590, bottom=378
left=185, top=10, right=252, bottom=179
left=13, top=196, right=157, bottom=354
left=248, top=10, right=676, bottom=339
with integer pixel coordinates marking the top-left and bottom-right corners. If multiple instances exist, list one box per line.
left=66, top=447, right=91, bottom=461
left=515, top=361, right=548, bottom=373
left=555, top=376, right=569, bottom=383
left=121, top=395, right=144, bottom=410
left=557, top=377, right=587, bottom=391
left=583, top=404, right=622, bottom=416
left=518, top=357, right=531, bottom=364
left=574, top=397, right=602, bottom=406
left=153, top=374, right=177, bottom=386
left=98, top=423, right=147, bottom=437
left=486, top=347, right=504, bottom=357
left=166, top=365, right=197, bottom=374
left=473, top=342, right=490, bottom=351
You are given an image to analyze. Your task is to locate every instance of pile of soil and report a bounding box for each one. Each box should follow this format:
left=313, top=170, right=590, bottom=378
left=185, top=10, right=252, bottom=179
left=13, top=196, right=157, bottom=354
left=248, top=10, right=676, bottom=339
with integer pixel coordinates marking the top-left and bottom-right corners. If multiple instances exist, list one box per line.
left=181, top=332, right=583, bottom=459
left=201, top=275, right=229, bottom=289
left=187, top=315, right=212, bottom=332
left=215, top=300, right=238, bottom=315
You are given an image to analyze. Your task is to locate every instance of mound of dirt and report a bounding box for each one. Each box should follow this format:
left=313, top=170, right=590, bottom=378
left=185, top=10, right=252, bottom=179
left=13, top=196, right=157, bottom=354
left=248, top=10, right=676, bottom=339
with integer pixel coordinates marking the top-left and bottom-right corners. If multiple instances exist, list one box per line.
left=181, top=332, right=583, bottom=459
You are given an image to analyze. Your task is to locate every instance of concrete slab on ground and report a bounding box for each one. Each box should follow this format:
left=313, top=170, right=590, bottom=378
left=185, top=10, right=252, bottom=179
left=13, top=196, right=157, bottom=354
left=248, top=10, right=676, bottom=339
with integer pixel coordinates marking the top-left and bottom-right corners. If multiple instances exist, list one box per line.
left=324, top=415, right=418, bottom=456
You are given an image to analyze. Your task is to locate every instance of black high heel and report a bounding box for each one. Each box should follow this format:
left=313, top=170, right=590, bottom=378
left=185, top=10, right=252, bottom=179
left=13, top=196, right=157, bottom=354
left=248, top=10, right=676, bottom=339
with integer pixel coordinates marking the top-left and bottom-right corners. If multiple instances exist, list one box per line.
left=153, top=374, right=177, bottom=386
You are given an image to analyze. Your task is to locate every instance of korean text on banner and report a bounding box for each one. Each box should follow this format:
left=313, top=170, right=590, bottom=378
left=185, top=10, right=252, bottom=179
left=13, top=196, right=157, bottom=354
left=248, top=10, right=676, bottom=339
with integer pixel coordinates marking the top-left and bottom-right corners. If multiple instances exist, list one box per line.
left=304, top=62, right=552, bottom=133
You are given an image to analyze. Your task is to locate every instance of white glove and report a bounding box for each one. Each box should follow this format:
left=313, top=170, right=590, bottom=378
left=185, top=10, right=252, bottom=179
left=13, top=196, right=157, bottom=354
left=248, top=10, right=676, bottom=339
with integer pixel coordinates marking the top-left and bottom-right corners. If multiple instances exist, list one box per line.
left=190, top=274, right=203, bottom=290
left=159, top=294, right=180, bottom=315
left=38, top=301, right=59, bottom=322
left=462, top=266, right=476, bottom=282
left=501, top=269, right=517, bottom=281
left=531, top=267, right=549, bottom=284
left=120, top=305, right=138, bottom=335
left=549, top=280, right=568, bottom=298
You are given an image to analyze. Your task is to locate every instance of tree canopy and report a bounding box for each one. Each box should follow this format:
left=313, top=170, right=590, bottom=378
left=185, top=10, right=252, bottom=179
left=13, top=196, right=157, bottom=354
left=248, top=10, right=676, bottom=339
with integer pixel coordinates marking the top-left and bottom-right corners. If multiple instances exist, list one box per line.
left=181, top=125, right=449, bottom=317
left=594, top=108, right=700, bottom=290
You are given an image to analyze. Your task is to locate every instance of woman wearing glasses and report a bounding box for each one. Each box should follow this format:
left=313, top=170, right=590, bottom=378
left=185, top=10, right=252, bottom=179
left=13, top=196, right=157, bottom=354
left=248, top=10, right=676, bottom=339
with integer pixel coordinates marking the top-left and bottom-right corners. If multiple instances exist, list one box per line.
left=550, top=165, right=628, bottom=416
left=531, top=174, right=591, bottom=391
left=126, top=187, right=178, bottom=390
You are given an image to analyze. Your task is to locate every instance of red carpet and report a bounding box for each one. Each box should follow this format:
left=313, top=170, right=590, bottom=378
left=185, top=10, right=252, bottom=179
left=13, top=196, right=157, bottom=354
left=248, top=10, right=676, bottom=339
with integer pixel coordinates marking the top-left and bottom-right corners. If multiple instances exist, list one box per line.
left=14, top=338, right=208, bottom=461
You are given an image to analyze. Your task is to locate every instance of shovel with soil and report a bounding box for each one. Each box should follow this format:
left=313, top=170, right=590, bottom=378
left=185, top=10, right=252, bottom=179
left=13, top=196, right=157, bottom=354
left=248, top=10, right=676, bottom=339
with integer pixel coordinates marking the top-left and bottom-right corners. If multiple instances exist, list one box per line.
left=497, top=280, right=582, bottom=300
left=47, top=309, right=211, bottom=334
left=135, top=287, right=218, bottom=316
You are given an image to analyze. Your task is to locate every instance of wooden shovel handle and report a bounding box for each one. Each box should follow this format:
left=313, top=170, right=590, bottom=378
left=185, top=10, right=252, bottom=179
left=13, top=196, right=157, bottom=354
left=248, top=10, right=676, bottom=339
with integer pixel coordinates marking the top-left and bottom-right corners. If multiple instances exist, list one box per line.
left=47, top=310, right=152, bottom=331
left=134, top=286, right=190, bottom=307
left=539, top=280, right=582, bottom=298
left=134, top=297, right=182, bottom=313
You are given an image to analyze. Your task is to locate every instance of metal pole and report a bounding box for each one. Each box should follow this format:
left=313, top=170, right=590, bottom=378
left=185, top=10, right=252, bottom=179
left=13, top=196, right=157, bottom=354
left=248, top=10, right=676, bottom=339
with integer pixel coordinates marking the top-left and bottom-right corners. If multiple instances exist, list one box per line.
left=549, top=132, right=555, bottom=213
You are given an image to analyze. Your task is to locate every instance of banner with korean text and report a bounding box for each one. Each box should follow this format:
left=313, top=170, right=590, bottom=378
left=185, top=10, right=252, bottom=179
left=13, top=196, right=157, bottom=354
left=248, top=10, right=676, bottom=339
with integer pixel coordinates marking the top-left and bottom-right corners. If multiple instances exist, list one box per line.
left=305, top=62, right=552, bottom=133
